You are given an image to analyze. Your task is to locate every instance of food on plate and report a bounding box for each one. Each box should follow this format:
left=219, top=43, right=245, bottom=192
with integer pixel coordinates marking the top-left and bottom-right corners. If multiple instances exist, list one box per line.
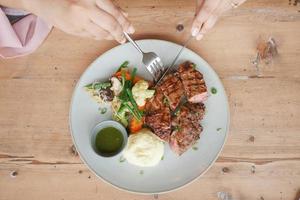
left=129, top=116, right=144, bottom=133
left=145, top=87, right=171, bottom=142
left=132, top=80, right=155, bottom=107
left=145, top=87, right=165, bottom=112
left=110, top=77, right=122, bottom=96
left=144, top=61, right=207, bottom=155
left=85, top=60, right=208, bottom=159
left=159, top=73, right=184, bottom=111
left=145, top=106, right=171, bottom=142
left=85, top=61, right=154, bottom=133
left=170, top=102, right=205, bottom=155
left=94, top=126, right=124, bottom=156
left=178, top=62, right=208, bottom=103
left=85, top=82, right=113, bottom=103
left=123, top=128, right=164, bottom=167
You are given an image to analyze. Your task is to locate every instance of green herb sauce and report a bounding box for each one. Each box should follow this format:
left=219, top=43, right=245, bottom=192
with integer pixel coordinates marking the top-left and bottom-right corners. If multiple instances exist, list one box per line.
left=95, top=127, right=123, bottom=155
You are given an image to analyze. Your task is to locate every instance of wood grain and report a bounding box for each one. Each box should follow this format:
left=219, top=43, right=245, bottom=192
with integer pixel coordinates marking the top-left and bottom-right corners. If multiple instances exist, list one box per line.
left=0, top=0, right=300, bottom=199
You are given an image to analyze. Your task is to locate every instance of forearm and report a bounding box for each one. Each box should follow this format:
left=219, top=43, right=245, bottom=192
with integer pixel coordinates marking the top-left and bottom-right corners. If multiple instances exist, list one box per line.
left=0, top=0, right=60, bottom=17
left=0, top=0, right=27, bottom=10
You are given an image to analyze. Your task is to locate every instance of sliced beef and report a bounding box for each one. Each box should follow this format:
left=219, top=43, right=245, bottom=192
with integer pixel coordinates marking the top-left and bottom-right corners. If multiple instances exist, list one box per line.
left=145, top=88, right=171, bottom=142
left=144, top=61, right=208, bottom=151
left=170, top=102, right=205, bottom=155
left=159, top=73, right=184, bottom=111
left=186, top=102, right=206, bottom=121
left=145, top=87, right=165, bottom=112
left=145, top=106, right=171, bottom=142
left=178, top=61, right=208, bottom=103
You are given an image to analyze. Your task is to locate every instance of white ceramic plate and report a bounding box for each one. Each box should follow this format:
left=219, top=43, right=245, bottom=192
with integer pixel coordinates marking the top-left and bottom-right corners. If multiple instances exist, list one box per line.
left=69, top=39, right=229, bottom=194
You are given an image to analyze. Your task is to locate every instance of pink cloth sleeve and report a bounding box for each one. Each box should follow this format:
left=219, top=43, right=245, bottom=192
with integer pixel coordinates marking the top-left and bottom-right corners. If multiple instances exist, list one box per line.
left=0, top=8, right=52, bottom=58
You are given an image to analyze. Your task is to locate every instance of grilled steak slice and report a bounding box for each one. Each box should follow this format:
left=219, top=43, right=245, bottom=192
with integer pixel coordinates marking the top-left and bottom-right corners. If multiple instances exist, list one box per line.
left=170, top=124, right=202, bottom=155
left=170, top=102, right=205, bottom=155
left=145, top=88, right=171, bottom=142
left=172, top=102, right=205, bottom=127
left=186, top=102, right=206, bottom=121
left=145, top=87, right=165, bottom=112
left=145, top=106, right=171, bottom=142
left=178, top=61, right=208, bottom=103
left=159, top=73, right=184, bottom=111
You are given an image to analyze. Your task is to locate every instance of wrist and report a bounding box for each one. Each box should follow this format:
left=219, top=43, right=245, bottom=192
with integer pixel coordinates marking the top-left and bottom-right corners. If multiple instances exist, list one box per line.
left=21, top=0, right=51, bottom=16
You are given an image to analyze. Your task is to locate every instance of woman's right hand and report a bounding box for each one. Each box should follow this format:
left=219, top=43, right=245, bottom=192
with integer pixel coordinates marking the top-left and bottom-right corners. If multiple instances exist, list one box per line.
left=26, top=0, right=134, bottom=43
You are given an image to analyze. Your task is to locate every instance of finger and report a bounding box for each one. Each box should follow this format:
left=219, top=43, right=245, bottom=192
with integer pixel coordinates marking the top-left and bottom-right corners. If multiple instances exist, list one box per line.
left=120, top=10, right=129, bottom=17
left=196, top=0, right=205, bottom=14
left=95, top=0, right=134, bottom=34
left=90, top=8, right=126, bottom=43
left=199, top=15, right=218, bottom=35
left=194, top=33, right=202, bottom=41
left=191, top=0, right=205, bottom=37
left=85, top=21, right=111, bottom=40
left=195, top=15, right=218, bottom=40
left=76, top=31, right=95, bottom=39
left=117, top=6, right=129, bottom=17
left=104, top=35, right=114, bottom=40
left=191, top=0, right=220, bottom=37
left=63, top=28, right=94, bottom=39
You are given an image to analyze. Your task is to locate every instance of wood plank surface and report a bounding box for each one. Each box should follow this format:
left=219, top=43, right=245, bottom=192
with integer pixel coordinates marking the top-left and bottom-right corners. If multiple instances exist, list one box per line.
left=0, top=0, right=300, bottom=199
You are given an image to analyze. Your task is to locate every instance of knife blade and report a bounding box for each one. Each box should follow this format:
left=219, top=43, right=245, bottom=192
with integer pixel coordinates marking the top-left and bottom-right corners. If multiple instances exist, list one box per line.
left=155, top=35, right=193, bottom=86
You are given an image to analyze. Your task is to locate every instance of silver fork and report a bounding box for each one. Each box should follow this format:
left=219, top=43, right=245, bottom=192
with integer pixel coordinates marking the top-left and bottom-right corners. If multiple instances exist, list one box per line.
left=123, top=32, right=164, bottom=81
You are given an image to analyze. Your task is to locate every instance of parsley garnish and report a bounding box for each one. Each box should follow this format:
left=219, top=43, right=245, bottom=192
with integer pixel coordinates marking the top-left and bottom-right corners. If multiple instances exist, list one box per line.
left=211, top=87, right=217, bottom=94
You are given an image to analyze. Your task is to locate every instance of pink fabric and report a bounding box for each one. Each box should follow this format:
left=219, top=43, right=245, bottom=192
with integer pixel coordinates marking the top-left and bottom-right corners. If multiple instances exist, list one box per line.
left=0, top=8, right=52, bottom=58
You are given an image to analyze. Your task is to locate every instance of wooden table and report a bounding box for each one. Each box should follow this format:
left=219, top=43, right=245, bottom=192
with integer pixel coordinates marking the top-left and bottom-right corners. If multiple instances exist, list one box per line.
left=1, top=0, right=300, bottom=199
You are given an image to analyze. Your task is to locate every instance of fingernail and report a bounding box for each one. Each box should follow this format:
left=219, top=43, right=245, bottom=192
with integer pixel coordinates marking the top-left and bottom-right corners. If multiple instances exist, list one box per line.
left=192, top=26, right=200, bottom=37
left=196, top=34, right=203, bottom=40
left=128, top=25, right=135, bottom=34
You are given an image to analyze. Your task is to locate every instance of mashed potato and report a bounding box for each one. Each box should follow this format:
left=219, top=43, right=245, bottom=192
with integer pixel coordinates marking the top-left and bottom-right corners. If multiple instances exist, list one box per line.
left=123, top=129, right=164, bottom=167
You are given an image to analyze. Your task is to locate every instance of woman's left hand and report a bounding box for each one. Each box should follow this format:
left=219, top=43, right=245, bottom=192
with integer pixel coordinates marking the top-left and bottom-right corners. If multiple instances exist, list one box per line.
left=191, top=0, right=246, bottom=40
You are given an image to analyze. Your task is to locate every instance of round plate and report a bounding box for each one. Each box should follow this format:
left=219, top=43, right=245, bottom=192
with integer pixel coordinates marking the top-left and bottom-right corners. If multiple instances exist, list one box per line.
left=69, top=39, right=229, bottom=194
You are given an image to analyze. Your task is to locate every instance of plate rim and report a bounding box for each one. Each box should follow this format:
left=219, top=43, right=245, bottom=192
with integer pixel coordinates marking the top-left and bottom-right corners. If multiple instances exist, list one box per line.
left=69, top=39, right=230, bottom=194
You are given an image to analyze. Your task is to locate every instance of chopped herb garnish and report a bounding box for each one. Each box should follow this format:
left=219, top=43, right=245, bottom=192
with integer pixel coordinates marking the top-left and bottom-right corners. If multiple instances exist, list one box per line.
left=172, top=125, right=181, bottom=132
left=211, top=87, right=217, bottom=94
left=192, top=146, right=198, bottom=151
left=191, top=63, right=196, bottom=69
left=139, top=170, right=144, bottom=175
left=174, top=109, right=180, bottom=116
left=161, top=156, right=164, bottom=160
left=119, top=156, right=126, bottom=163
left=99, top=107, right=107, bottom=114
left=217, top=128, right=222, bottom=131
left=163, top=97, right=169, bottom=106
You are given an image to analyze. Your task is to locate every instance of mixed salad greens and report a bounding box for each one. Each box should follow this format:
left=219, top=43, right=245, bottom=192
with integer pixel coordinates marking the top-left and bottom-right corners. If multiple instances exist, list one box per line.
left=85, top=61, right=155, bottom=133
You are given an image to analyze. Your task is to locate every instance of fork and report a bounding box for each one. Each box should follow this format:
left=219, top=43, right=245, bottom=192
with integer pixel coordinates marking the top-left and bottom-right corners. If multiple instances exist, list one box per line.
left=123, top=32, right=164, bottom=81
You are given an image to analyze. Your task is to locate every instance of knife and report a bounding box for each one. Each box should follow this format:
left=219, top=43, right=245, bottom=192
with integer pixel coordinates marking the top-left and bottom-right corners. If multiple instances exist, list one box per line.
left=155, top=35, right=193, bottom=86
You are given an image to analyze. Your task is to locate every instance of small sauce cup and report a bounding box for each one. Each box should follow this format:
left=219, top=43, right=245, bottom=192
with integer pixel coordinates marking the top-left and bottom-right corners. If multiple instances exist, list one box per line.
left=91, top=120, right=128, bottom=157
